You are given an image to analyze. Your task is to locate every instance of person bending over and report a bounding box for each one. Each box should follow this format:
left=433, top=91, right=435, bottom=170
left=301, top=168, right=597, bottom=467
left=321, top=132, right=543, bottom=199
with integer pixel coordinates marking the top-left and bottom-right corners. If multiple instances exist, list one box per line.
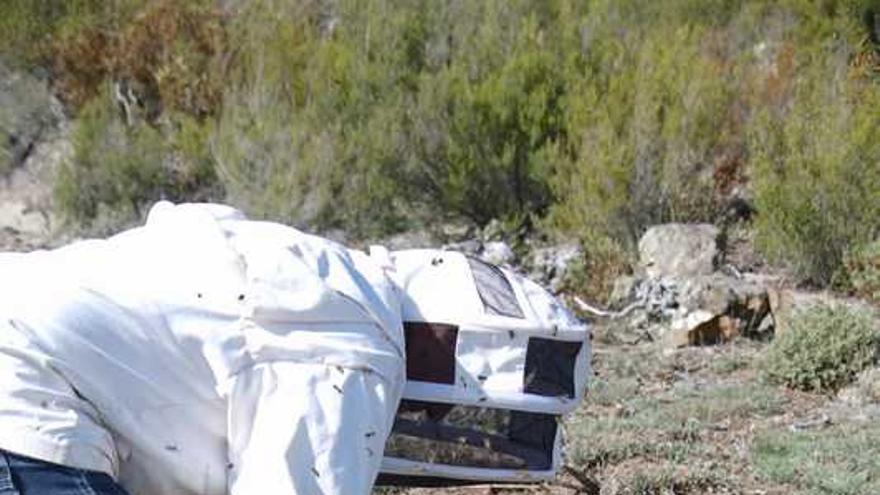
left=0, top=202, right=405, bottom=494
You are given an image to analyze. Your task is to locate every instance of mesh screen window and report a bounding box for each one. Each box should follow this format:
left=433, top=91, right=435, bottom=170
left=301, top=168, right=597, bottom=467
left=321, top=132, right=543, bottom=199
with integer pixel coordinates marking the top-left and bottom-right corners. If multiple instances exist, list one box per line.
left=383, top=401, right=558, bottom=475
left=466, top=257, right=525, bottom=319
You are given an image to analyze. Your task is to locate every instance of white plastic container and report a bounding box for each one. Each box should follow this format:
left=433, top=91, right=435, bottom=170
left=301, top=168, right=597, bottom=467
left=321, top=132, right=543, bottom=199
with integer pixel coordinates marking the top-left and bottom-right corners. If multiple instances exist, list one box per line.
left=378, top=250, right=592, bottom=485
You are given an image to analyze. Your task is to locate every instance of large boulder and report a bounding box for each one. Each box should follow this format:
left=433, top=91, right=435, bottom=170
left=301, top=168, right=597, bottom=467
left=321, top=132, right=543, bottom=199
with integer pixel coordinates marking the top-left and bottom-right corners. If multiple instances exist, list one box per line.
left=638, top=223, right=719, bottom=279
left=0, top=63, right=69, bottom=249
left=614, top=223, right=779, bottom=349
left=659, top=274, right=774, bottom=349
left=679, top=274, right=774, bottom=327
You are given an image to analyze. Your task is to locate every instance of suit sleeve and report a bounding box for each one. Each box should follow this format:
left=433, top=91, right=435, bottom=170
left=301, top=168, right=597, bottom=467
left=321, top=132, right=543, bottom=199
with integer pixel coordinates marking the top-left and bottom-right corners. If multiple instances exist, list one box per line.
left=227, top=361, right=401, bottom=494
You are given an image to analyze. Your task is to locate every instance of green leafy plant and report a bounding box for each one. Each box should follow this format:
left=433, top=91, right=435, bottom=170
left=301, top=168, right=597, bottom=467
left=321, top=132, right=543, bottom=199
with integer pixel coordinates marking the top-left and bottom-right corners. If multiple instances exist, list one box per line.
left=55, top=93, right=217, bottom=233
left=842, top=239, right=880, bottom=306
left=23, top=0, right=880, bottom=253
left=748, top=31, right=880, bottom=286
left=558, top=234, right=632, bottom=306
left=548, top=2, right=741, bottom=247
left=761, top=303, right=879, bottom=392
left=0, top=0, right=127, bottom=68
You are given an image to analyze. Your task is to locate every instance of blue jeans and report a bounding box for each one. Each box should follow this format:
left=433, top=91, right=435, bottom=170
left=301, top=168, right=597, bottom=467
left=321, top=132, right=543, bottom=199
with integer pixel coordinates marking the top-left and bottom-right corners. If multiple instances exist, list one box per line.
left=0, top=450, right=129, bottom=495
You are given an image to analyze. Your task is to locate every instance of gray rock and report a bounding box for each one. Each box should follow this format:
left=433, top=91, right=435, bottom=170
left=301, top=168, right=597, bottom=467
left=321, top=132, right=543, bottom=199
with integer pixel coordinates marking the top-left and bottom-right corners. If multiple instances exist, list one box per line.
left=639, top=223, right=719, bottom=278
left=634, top=277, right=681, bottom=320
left=436, top=222, right=473, bottom=243
left=443, top=239, right=482, bottom=257
left=0, top=63, right=69, bottom=249
left=526, top=243, right=581, bottom=293
left=611, top=272, right=775, bottom=349
left=480, top=219, right=506, bottom=242
left=839, top=368, right=880, bottom=406
left=380, top=229, right=436, bottom=250
left=677, top=274, right=774, bottom=335
left=663, top=310, right=718, bottom=349
left=480, top=241, right=514, bottom=266
left=0, top=63, right=63, bottom=173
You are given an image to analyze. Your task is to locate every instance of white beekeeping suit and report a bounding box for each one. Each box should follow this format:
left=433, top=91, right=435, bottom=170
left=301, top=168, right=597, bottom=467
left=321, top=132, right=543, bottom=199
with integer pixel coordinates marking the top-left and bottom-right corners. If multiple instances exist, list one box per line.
left=0, top=202, right=406, bottom=494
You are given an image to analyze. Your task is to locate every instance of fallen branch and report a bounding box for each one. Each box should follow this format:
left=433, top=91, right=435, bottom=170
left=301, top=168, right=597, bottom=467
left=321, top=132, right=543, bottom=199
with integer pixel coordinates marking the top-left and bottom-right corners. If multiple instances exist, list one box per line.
left=572, top=296, right=643, bottom=319
left=788, top=414, right=831, bottom=432
left=562, top=465, right=601, bottom=495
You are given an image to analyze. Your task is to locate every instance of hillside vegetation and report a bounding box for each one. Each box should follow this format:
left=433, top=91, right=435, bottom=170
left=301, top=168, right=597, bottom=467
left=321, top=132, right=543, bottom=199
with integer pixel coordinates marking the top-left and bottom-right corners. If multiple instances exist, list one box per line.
left=1, top=0, right=879, bottom=292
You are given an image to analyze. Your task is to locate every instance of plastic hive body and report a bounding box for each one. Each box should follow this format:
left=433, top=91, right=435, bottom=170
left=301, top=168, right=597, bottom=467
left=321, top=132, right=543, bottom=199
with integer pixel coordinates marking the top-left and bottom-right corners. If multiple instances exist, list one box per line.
left=377, top=250, right=592, bottom=486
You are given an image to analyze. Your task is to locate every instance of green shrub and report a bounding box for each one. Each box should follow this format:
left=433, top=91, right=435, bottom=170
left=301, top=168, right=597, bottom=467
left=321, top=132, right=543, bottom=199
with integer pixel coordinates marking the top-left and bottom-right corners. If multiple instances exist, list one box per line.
left=211, top=0, right=571, bottom=236
left=843, top=239, right=880, bottom=306
left=0, top=0, right=149, bottom=70
left=56, top=93, right=218, bottom=233
left=548, top=2, right=740, bottom=247
left=761, top=304, right=879, bottom=392
left=0, top=1, right=101, bottom=67
left=557, top=234, right=632, bottom=306
left=50, top=0, right=223, bottom=114
left=33, top=0, right=880, bottom=251
left=550, top=0, right=880, bottom=269
left=402, top=1, right=566, bottom=226
left=748, top=28, right=880, bottom=286
left=753, top=422, right=880, bottom=494
left=209, top=0, right=399, bottom=235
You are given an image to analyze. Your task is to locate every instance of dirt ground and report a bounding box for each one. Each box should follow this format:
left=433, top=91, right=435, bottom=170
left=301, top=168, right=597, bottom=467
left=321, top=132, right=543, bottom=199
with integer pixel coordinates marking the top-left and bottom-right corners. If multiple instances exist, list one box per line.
left=384, top=320, right=880, bottom=495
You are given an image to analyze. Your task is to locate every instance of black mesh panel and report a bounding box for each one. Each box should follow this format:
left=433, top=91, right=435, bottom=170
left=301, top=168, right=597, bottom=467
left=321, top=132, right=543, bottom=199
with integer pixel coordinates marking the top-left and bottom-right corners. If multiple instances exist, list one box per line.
left=523, top=337, right=582, bottom=398
left=467, top=257, right=525, bottom=319
left=382, top=401, right=557, bottom=477
left=403, top=322, right=458, bottom=384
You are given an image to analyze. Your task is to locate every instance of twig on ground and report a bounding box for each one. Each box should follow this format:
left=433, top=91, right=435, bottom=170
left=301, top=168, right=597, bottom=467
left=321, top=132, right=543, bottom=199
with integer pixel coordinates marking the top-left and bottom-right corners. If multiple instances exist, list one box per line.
left=562, top=465, right=601, bottom=495
left=573, top=296, right=644, bottom=319
left=789, top=414, right=831, bottom=432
